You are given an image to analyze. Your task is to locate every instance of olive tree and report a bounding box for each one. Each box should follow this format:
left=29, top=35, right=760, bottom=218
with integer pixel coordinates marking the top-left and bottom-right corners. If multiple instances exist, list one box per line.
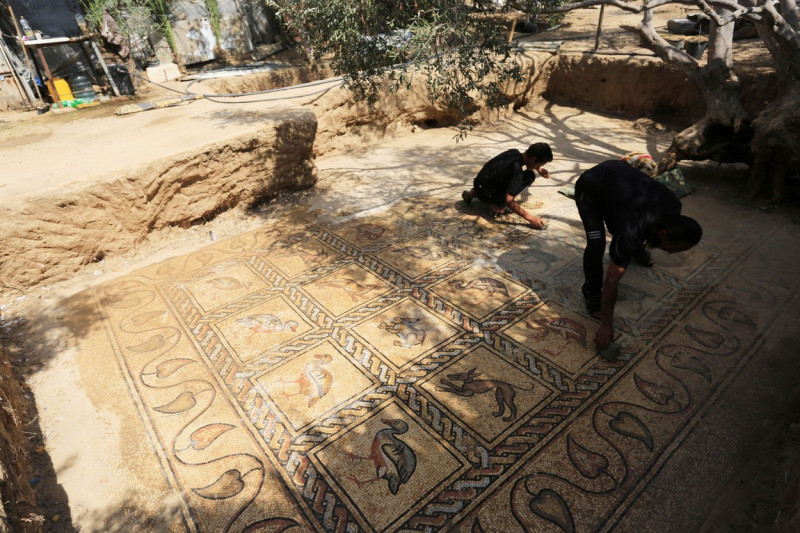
left=265, top=0, right=525, bottom=131
left=511, top=0, right=799, bottom=201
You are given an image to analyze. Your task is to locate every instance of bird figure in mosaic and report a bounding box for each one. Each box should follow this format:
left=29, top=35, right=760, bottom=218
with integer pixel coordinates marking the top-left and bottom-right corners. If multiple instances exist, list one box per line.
left=343, top=418, right=417, bottom=495
left=389, top=246, right=443, bottom=270
left=206, top=277, right=254, bottom=291
left=448, top=277, right=509, bottom=305
left=525, top=317, right=588, bottom=355
left=278, top=353, right=333, bottom=407
left=354, top=223, right=386, bottom=240
left=236, top=314, right=298, bottom=342
left=317, top=278, right=385, bottom=302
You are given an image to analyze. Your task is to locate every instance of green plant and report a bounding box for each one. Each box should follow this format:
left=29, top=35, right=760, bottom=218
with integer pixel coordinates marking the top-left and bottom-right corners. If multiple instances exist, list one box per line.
left=79, top=0, right=116, bottom=32
left=206, top=0, right=222, bottom=48
left=146, top=0, right=176, bottom=52
left=264, top=0, right=525, bottom=136
left=80, top=0, right=176, bottom=54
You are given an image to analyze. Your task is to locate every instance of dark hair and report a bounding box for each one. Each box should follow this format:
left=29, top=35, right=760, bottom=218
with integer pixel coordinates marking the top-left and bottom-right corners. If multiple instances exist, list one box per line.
left=525, top=143, right=553, bottom=163
left=657, top=213, right=703, bottom=246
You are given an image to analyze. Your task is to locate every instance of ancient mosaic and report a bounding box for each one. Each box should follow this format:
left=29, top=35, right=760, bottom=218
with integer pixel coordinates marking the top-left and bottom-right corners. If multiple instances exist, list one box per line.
left=92, top=194, right=797, bottom=531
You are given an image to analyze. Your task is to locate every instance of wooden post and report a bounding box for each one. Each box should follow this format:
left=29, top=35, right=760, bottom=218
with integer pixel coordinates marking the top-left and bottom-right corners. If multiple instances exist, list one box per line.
left=7, top=4, right=43, bottom=104
left=594, top=5, right=606, bottom=52
left=34, top=47, right=62, bottom=107
left=508, top=18, right=517, bottom=44
left=90, top=39, right=120, bottom=96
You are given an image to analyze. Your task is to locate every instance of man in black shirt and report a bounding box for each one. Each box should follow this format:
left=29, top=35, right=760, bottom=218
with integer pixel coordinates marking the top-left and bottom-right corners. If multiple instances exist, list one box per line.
left=575, top=160, right=702, bottom=350
left=462, top=143, right=553, bottom=229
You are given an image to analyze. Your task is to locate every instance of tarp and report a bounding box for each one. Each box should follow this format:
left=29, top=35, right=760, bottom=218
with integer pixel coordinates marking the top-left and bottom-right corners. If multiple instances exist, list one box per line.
left=9, top=0, right=82, bottom=38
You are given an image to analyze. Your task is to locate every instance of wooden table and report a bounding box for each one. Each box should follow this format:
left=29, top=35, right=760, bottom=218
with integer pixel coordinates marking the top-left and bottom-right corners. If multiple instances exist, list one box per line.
left=22, top=34, right=120, bottom=107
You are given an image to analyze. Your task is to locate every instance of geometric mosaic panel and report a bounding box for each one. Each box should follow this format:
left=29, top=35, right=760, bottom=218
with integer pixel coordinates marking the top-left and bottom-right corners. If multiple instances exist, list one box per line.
left=417, top=344, right=555, bottom=447
left=351, top=298, right=460, bottom=370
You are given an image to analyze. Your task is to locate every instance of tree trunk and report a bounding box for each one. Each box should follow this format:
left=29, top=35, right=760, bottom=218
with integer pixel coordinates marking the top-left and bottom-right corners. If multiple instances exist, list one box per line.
left=742, top=0, right=800, bottom=200
left=631, top=7, right=753, bottom=172
left=528, top=0, right=800, bottom=201
left=746, top=83, right=800, bottom=201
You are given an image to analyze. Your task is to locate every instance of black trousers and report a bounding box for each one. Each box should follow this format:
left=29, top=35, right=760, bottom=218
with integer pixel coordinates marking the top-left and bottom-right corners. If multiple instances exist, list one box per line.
left=472, top=176, right=505, bottom=207
left=574, top=173, right=605, bottom=304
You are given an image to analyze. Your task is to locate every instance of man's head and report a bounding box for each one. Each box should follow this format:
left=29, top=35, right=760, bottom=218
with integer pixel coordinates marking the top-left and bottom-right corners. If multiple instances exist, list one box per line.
left=524, top=143, right=553, bottom=170
left=649, top=213, right=702, bottom=253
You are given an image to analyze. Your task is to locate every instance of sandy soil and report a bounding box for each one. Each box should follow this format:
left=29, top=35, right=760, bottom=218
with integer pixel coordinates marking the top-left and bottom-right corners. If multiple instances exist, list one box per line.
left=0, top=5, right=797, bottom=533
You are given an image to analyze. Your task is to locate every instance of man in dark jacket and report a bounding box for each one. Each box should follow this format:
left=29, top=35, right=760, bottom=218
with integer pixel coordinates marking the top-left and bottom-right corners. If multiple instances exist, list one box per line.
left=575, top=160, right=702, bottom=350
left=462, top=143, right=553, bottom=229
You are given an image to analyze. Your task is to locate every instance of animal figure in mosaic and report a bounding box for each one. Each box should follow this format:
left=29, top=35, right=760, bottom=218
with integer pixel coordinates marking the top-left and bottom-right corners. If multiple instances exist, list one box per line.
left=619, top=283, right=651, bottom=314
left=317, top=278, right=385, bottom=302
left=206, top=277, right=254, bottom=291
left=448, top=277, right=510, bottom=305
left=524, top=245, right=560, bottom=274
left=261, top=227, right=282, bottom=239
left=389, top=246, right=443, bottom=270
left=236, top=314, right=298, bottom=343
left=343, top=418, right=417, bottom=494
left=446, top=218, right=490, bottom=241
left=377, top=316, right=427, bottom=348
left=272, top=246, right=330, bottom=268
left=524, top=317, right=587, bottom=356
left=353, top=223, right=386, bottom=240
left=278, top=353, right=333, bottom=407
left=436, top=368, right=533, bottom=421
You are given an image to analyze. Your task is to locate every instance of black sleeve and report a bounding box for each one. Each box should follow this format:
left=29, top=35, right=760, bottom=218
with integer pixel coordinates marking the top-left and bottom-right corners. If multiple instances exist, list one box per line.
left=609, top=232, right=640, bottom=268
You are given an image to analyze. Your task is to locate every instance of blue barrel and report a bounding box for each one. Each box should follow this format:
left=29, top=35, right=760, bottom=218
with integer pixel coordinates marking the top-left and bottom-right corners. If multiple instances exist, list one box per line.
left=68, top=73, right=97, bottom=102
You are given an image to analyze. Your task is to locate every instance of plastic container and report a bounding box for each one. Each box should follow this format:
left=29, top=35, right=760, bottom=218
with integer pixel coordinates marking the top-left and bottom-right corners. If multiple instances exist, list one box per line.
left=68, top=73, right=97, bottom=102
left=667, top=18, right=697, bottom=35
left=47, top=77, right=74, bottom=102
left=19, top=17, right=34, bottom=39
left=685, top=37, right=708, bottom=59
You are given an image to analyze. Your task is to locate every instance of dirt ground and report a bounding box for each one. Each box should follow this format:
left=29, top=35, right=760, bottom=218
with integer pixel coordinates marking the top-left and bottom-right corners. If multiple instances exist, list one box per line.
left=1, top=5, right=798, bottom=533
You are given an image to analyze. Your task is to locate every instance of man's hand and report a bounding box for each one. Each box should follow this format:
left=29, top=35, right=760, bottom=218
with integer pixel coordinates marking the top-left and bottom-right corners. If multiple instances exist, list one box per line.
left=594, top=324, right=614, bottom=350
left=506, top=195, right=547, bottom=229
left=538, top=167, right=550, bottom=179
left=526, top=215, right=547, bottom=229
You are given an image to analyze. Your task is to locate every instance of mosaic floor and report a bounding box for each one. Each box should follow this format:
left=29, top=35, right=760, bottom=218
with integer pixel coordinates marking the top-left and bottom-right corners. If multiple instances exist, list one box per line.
left=87, top=194, right=800, bottom=532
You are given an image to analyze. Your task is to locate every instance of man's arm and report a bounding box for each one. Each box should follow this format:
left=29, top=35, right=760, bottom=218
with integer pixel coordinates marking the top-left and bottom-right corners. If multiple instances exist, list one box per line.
left=595, top=260, right=626, bottom=350
left=505, top=194, right=546, bottom=229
